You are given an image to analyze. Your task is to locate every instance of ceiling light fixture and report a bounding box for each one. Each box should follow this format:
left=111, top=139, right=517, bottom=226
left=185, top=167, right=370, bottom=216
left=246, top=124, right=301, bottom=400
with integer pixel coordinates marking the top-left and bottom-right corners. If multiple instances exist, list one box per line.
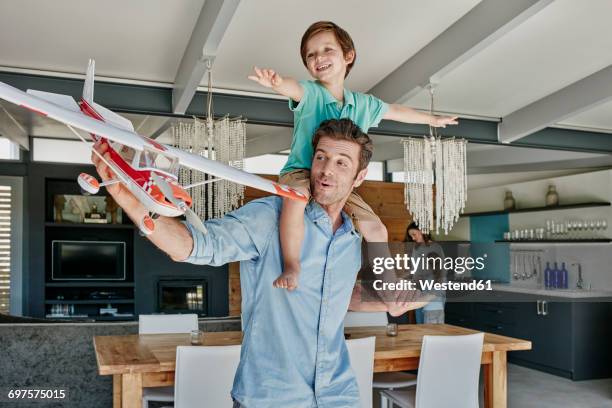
left=402, top=83, right=467, bottom=235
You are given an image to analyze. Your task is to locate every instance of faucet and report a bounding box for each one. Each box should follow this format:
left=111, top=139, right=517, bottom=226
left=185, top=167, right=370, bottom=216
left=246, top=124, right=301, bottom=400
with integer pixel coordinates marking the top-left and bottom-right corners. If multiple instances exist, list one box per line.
left=572, top=263, right=584, bottom=289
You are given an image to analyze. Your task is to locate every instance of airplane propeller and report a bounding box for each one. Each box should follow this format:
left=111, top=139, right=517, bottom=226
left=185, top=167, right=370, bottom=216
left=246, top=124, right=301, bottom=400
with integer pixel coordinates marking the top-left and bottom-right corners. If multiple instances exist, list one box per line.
left=150, top=172, right=208, bottom=234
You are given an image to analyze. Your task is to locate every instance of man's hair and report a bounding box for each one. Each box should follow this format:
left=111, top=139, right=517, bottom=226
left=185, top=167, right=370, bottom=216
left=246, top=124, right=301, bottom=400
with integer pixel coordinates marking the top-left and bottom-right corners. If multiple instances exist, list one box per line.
left=312, top=119, right=373, bottom=172
left=300, top=21, right=356, bottom=78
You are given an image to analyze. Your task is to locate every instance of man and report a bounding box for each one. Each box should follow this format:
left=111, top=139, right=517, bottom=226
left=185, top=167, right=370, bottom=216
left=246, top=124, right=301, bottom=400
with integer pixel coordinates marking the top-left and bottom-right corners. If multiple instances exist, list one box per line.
left=93, top=118, right=424, bottom=407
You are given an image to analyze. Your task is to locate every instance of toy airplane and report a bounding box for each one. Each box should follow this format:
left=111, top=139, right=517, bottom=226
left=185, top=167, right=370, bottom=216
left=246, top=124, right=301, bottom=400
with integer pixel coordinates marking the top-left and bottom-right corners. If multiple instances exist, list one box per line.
left=0, top=60, right=307, bottom=235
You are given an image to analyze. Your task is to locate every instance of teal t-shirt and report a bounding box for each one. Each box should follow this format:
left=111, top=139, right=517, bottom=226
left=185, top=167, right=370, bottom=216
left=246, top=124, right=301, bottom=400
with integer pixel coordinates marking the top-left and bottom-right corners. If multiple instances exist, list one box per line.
left=280, top=80, right=388, bottom=175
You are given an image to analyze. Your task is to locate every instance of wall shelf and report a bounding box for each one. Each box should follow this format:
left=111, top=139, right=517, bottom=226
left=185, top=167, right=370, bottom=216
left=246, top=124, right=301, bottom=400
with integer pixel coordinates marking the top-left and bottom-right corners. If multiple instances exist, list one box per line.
left=45, top=222, right=134, bottom=229
left=495, top=239, right=612, bottom=243
left=46, top=282, right=134, bottom=287
left=464, top=202, right=611, bottom=217
left=45, top=299, right=134, bottom=305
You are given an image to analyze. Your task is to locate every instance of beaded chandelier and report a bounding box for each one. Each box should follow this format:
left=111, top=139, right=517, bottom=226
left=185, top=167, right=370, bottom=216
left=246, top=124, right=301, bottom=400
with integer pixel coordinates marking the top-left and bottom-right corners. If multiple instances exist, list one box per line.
left=172, top=66, right=246, bottom=220
left=402, top=86, right=467, bottom=235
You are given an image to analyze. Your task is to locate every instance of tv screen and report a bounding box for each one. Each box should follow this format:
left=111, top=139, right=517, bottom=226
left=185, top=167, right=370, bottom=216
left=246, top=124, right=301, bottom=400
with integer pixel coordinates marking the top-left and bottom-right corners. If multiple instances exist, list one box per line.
left=52, top=240, right=126, bottom=280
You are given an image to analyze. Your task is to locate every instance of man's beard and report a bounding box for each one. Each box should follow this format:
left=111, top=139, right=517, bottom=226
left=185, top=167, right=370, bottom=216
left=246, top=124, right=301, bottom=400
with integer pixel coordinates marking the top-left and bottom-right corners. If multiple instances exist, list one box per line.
left=310, top=175, right=354, bottom=206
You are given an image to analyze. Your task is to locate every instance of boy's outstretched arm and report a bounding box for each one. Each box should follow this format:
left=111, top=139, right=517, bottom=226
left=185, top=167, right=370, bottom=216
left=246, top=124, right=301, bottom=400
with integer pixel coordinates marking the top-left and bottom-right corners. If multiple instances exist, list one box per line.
left=384, top=104, right=458, bottom=128
left=248, top=66, right=304, bottom=102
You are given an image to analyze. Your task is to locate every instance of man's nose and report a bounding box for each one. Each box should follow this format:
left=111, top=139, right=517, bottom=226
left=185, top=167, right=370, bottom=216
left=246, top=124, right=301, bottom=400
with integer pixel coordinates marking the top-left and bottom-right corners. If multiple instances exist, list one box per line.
left=322, top=161, right=334, bottom=175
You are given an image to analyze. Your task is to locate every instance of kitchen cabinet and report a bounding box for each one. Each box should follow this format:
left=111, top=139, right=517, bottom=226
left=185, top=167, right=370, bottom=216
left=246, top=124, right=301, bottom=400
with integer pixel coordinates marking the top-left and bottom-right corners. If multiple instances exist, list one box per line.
left=446, top=292, right=612, bottom=380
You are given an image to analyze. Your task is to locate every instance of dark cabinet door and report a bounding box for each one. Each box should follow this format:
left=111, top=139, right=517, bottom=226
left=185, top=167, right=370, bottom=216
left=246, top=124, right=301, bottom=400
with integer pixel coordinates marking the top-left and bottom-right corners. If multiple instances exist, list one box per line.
left=512, top=300, right=572, bottom=374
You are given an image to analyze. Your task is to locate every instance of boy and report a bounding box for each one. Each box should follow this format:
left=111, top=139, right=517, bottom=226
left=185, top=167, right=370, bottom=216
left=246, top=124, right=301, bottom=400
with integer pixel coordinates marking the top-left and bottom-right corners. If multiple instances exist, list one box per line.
left=249, top=21, right=457, bottom=290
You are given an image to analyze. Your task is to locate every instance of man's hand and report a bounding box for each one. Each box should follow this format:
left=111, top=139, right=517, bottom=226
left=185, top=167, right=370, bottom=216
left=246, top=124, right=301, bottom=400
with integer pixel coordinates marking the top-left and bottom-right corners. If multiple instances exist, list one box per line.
left=431, top=115, right=459, bottom=128
left=91, top=140, right=146, bottom=221
left=248, top=66, right=283, bottom=89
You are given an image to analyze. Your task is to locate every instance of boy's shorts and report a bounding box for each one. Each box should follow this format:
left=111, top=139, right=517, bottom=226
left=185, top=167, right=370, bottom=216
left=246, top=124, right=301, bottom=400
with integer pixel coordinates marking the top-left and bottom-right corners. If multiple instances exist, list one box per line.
left=279, top=169, right=381, bottom=229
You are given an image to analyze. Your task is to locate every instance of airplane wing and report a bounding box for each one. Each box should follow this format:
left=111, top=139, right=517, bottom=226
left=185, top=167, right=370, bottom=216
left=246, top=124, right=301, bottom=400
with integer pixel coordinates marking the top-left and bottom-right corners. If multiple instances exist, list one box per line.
left=0, top=81, right=150, bottom=151
left=163, top=144, right=306, bottom=200
left=0, top=81, right=306, bottom=201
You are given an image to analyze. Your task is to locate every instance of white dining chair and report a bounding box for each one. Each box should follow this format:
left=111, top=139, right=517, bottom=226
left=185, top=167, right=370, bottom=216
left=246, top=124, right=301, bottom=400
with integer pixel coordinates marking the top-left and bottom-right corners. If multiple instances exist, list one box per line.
left=138, top=313, right=199, bottom=334
left=171, top=345, right=242, bottom=408
left=381, top=333, right=484, bottom=408
left=139, top=314, right=199, bottom=408
left=346, top=336, right=376, bottom=408
left=344, top=312, right=417, bottom=408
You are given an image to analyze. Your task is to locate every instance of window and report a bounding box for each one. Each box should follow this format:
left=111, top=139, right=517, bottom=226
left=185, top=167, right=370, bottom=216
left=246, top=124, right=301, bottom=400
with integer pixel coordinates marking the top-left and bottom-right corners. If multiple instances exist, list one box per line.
left=33, top=138, right=92, bottom=164
left=0, top=177, right=23, bottom=315
left=364, top=161, right=383, bottom=181
left=0, top=137, right=20, bottom=160
left=137, top=149, right=178, bottom=173
left=244, top=155, right=384, bottom=181
left=392, top=172, right=405, bottom=183
left=244, top=154, right=287, bottom=175
left=0, top=185, right=10, bottom=313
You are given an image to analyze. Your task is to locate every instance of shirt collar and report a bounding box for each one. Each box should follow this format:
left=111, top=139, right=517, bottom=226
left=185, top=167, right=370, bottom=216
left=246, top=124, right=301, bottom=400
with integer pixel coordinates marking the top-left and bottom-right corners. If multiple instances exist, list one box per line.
left=317, top=82, right=355, bottom=108
left=306, top=200, right=358, bottom=236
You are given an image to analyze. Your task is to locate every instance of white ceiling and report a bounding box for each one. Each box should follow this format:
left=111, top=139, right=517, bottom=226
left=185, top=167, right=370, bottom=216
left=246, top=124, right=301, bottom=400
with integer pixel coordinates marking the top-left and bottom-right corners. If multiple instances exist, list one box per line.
left=404, top=0, right=612, bottom=129
left=1, top=0, right=612, bottom=172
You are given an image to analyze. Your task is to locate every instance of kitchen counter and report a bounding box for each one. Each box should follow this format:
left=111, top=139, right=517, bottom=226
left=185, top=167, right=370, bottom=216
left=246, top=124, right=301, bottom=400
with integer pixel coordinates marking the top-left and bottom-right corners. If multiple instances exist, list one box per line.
left=491, top=284, right=612, bottom=299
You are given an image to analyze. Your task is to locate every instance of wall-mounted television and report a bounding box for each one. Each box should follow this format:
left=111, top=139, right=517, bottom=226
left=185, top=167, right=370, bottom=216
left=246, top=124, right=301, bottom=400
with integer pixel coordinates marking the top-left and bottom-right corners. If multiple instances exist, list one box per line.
left=51, top=240, right=126, bottom=280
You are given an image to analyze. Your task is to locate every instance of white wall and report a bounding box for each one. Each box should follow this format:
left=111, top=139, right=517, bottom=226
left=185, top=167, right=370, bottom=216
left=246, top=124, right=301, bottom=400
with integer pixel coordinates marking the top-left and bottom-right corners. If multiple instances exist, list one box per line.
left=460, top=169, right=612, bottom=291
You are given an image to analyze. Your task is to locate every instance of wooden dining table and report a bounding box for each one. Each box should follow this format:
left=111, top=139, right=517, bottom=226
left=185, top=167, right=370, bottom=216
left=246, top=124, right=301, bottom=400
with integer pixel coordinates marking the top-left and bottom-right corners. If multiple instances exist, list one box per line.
left=94, top=324, right=531, bottom=408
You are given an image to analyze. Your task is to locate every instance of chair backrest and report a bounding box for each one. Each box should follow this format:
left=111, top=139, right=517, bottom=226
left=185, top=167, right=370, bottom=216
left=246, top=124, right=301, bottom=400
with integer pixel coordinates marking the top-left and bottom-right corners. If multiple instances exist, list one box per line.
left=346, top=336, right=376, bottom=408
left=138, top=314, right=198, bottom=334
left=174, top=345, right=241, bottom=408
left=344, top=311, right=388, bottom=328
left=415, top=333, right=484, bottom=408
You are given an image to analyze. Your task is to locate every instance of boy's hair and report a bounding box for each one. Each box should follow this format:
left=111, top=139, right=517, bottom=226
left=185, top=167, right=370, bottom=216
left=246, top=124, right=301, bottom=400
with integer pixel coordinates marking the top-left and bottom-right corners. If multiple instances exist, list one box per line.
left=300, top=21, right=356, bottom=78
left=312, top=119, right=373, bottom=172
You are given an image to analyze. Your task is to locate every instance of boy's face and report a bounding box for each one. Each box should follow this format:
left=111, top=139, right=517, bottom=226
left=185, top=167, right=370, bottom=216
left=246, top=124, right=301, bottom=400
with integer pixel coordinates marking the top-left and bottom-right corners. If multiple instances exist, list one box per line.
left=310, top=135, right=367, bottom=206
left=304, top=31, right=355, bottom=83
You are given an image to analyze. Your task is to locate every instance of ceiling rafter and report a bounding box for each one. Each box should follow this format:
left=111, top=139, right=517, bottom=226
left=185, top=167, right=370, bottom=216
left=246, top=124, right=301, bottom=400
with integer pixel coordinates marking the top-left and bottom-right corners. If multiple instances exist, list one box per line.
left=368, top=0, right=554, bottom=104
left=172, top=0, right=241, bottom=115
left=498, top=65, right=612, bottom=143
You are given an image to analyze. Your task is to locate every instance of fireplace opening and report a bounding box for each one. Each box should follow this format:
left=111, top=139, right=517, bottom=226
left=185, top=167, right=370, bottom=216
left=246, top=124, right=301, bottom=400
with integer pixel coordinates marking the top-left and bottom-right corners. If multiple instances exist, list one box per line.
left=157, top=279, right=208, bottom=316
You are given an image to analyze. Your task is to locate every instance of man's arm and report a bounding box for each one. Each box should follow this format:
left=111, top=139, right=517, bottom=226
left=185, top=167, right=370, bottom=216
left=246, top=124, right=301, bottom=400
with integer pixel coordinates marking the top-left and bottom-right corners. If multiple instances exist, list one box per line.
left=348, top=285, right=431, bottom=317
left=383, top=104, right=458, bottom=127
left=248, top=66, right=304, bottom=102
left=92, top=141, right=193, bottom=261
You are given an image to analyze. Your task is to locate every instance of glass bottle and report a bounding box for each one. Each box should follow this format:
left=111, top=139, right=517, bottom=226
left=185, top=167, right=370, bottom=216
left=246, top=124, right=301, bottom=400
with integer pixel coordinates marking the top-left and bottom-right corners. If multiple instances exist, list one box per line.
left=546, top=185, right=559, bottom=207
left=503, top=191, right=516, bottom=210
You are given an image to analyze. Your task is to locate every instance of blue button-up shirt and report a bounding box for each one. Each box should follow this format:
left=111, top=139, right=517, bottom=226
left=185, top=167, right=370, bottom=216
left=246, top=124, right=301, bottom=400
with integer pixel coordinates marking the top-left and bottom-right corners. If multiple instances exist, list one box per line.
left=183, top=196, right=363, bottom=407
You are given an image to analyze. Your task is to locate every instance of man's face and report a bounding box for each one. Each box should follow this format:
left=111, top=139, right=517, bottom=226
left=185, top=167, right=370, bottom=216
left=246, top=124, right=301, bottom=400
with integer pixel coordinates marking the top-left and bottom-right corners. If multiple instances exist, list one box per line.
left=310, top=135, right=367, bottom=206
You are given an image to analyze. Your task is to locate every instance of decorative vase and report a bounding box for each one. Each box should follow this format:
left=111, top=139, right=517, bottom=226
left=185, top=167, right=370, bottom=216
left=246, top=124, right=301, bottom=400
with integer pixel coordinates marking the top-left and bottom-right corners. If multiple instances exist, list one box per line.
left=545, top=185, right=559, bottom=207
left=503, top=191, right=515, bottom=210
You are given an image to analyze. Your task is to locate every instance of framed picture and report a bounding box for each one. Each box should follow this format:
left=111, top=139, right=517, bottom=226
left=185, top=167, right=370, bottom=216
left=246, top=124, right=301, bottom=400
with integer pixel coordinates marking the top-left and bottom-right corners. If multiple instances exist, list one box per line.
left=53, top=194, right=123, bottom=224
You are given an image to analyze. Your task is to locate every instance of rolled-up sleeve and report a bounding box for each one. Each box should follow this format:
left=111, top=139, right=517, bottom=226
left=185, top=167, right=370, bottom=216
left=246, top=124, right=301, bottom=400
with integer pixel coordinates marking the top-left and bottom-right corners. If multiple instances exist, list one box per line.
left=288, top=80, right=315, bottom=112
left=366, top=94, right=389, bottom=128
left=181, top=198, right=279, bottom=266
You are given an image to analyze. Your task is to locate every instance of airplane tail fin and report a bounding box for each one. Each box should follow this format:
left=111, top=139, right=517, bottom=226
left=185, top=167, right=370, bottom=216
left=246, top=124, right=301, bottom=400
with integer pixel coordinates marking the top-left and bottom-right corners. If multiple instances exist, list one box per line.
left=82, top=59, right=95, bottom=104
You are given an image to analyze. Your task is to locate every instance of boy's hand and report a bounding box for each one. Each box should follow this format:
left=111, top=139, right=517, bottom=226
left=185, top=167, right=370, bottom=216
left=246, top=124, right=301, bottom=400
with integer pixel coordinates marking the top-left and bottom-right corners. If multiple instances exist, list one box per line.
left=431, top=115, right=459, bottom=128
left=248, top=66, right=283, bottom=88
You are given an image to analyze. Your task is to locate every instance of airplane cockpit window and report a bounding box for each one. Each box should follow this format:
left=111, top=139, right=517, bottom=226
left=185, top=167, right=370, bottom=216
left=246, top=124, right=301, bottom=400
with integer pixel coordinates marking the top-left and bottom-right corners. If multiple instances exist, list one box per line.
left=138, top=149, right=178, bottom=174
left=114, top=144, right=136, bottom=163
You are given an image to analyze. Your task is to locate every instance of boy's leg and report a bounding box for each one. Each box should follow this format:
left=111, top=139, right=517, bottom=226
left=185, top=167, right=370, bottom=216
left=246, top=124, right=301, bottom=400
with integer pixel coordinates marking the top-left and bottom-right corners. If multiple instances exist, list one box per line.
left=344, top=192, right=388, bottom=242
left=276, top=170, right=311, bottom=291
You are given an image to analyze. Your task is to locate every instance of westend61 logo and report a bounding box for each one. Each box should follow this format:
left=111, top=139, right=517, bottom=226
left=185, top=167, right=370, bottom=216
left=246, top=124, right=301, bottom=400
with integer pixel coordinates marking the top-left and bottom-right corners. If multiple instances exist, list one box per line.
left=371, top=253, right=488, bottom=275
